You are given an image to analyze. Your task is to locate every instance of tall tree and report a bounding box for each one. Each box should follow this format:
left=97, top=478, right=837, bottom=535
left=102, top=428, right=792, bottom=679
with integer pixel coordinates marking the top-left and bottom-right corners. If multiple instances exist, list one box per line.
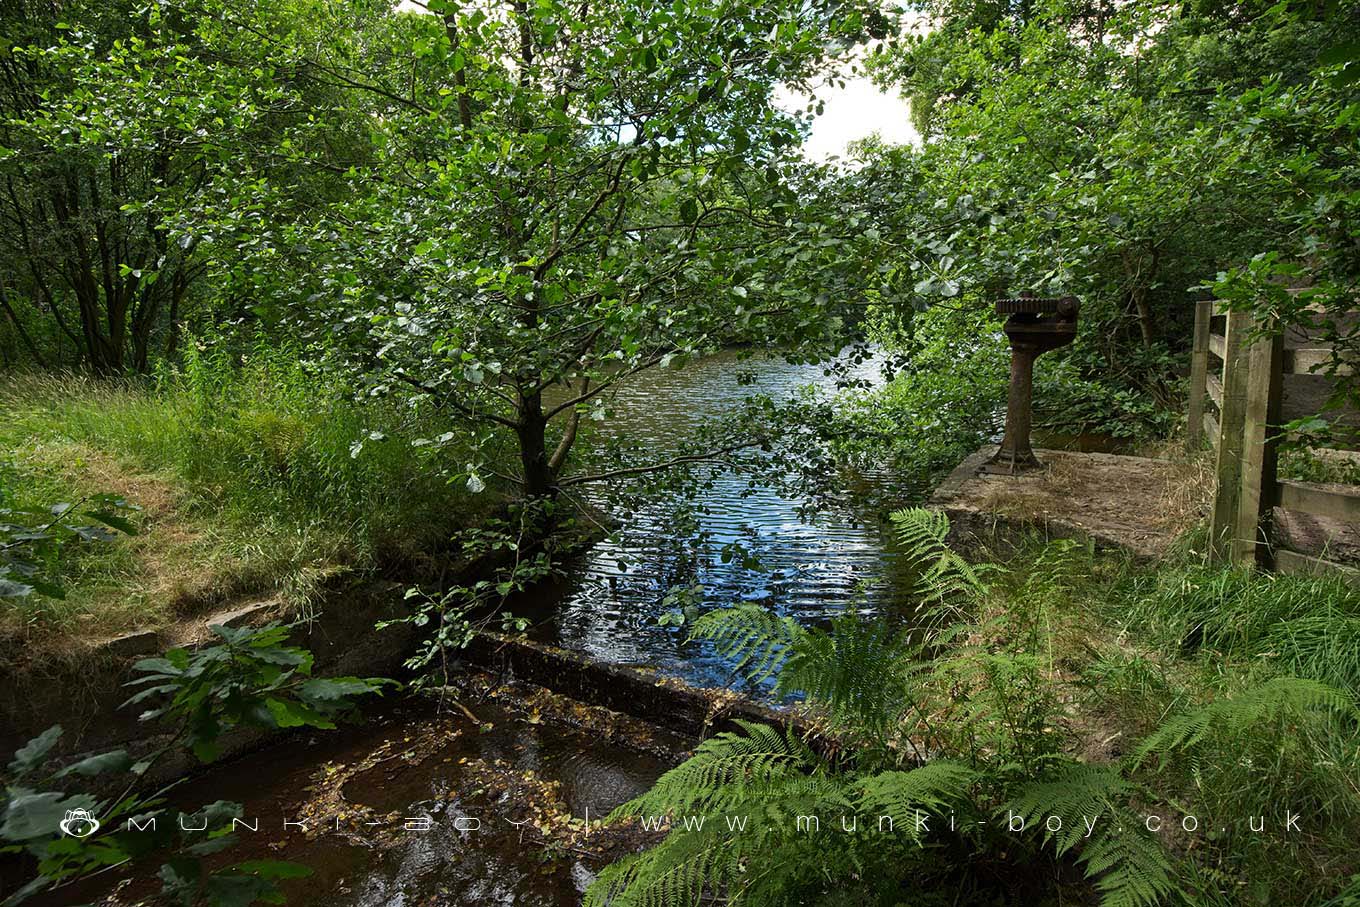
left=85, top=0, right=887, bottom=498
left=0, top=0, right=204, bottom=372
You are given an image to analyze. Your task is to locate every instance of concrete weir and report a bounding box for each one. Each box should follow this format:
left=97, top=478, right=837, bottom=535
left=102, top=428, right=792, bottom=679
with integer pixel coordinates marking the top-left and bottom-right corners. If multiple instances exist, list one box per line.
left=461, top=631, right=798, bottom=741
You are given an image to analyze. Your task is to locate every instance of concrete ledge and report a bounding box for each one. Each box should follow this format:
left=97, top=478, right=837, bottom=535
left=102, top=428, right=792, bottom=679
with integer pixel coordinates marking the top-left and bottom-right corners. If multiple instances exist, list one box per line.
left=461, top=632, right=802, bottom=741
left=930, top=445, right=1192, bottom=561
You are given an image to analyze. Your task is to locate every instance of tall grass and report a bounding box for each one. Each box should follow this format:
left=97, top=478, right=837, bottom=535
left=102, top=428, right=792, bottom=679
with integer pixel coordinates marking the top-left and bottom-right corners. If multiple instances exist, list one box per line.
left=1, top=343, right=487, bottom=637
left=1107, top=561, right=1360, bottom=694
left=1061, top=549, right=1360, bottom=905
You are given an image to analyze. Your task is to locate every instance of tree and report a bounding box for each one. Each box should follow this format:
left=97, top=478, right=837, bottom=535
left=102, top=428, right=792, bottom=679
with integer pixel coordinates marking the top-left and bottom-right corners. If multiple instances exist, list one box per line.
left=847, top=0, right=1360, bottom=421
left=100, top=0, right=892, bottom=500
left=0, top=0, right=379, bottom=373
left=0, top=0, right=204, bottom=372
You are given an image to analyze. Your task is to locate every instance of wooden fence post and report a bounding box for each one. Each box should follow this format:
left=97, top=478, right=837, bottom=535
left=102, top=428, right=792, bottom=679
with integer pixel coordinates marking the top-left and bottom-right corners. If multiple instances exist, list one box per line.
left=1233, top=320, right=1284, bottom=567
left=1209, top=309, right=1250, bottom=563
left=1186, top=300, right=1212, bottom=448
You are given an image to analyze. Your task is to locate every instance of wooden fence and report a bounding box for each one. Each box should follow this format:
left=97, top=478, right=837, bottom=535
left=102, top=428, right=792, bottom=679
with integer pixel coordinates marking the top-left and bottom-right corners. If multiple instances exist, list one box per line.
left=1187, top=299, right=1360, bottom=577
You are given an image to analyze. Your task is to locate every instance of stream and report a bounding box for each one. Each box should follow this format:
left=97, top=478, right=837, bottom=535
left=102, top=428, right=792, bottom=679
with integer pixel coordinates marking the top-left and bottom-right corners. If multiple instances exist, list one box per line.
left=529, top=348, right=913, bottom=690
left=36, top=350, right=916, bottom=907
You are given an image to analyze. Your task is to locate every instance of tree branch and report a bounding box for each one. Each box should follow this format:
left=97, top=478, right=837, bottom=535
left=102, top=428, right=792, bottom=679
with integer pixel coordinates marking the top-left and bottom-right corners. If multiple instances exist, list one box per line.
left=557, top=441, right=760, bottom=488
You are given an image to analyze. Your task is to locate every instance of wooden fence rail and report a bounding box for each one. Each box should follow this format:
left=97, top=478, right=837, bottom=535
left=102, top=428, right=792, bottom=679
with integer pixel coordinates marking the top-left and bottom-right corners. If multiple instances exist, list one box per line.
left=1187, top=300, right=1358, bottom=577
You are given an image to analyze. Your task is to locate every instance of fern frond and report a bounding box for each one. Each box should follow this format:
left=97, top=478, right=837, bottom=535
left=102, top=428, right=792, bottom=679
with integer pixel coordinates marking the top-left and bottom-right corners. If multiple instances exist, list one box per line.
left=611, top=721, right=818, bottom=818
left=587, top=831, right=733, bottom=907
left=1081, top=807, right=1178, bottom=907
left=779, top=615, right=916, bottom=731
left=890, top=506, right=954, bottom=563
left=856, top=760, right=978, bottom=840
left=1135, top=677, right=1356, bottom=768
left=890, top=507, right=993, bottom=603
left=1007, top=763, right=1177, bottom=907
left=1005, top=763, right=1132, bottom=855
left=689, top=604, right=806, bottom=684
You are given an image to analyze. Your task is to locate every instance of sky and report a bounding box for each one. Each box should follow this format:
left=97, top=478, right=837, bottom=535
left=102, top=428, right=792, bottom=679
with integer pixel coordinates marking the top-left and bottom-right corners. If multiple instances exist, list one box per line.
left=779, top=72, right=920, bottom=162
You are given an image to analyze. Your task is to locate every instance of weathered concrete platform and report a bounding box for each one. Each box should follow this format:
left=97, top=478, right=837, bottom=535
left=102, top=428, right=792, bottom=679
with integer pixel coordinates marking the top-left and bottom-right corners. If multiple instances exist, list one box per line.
left=930, top=445, right=1197, bottom=560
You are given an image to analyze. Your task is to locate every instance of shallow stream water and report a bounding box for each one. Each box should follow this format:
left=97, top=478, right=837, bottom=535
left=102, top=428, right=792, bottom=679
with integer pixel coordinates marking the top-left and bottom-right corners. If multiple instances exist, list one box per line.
left=31, top=350, right=918, bottom=907
left=528, top=349, right=914, bottom=690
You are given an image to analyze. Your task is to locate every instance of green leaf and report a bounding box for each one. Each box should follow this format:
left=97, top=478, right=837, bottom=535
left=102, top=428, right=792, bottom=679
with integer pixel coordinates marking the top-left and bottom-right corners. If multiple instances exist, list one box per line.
left=1318, top=40, right=1360, bottom=67
left=233, top=860, right=313, bottom=880
left=55, top=749, right=133, bottom=778
left=192, top=739, right=222, bottom=763
left=297, top=677, right=383, bottom=702
left=264, top=698, right=334, bottom=729
left=9, top=726, right=62, bottom=775
left=83, top=510, right=137, bottom=536
left=2, top=791, right=93, bottom=841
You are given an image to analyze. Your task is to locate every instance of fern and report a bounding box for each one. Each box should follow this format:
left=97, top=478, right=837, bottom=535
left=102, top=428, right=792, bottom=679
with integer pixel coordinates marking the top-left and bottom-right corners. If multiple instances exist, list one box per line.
left=692, top=602, right=919, bottom=734
left=779, top=614, right=918, bottom=732
left=1003, top=763, right=1176, bottom=907
left=856, top=760, right=978, bottom=840
left=1005, top=763, right=1133, bottom=855
left=1135, top=677, right=1357, bottom=768
left=890, top=507, right=993, bottom=604
left=593, top=721, right=857, bottom=907
left=612, top=720, right=820, bottom=818
left=590, top=511, right=1202, bottom=907
left=1081, top=808, right=1179, bottom=907
left=688, top=605, right=805, bottom=684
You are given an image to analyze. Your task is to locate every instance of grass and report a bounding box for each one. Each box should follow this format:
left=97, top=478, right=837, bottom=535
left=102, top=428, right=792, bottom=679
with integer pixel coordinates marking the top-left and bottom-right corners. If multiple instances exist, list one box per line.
left=1023, top=545, right=1360, bottom=905
left=1280, top=446, right=1360, bottom=485
left=0, top=343, right=490, bottom=646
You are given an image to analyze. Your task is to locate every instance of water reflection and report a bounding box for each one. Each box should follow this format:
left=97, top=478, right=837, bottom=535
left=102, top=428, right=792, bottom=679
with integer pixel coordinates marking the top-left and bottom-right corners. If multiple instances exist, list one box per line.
left=532, top=349, right=914, bottom=690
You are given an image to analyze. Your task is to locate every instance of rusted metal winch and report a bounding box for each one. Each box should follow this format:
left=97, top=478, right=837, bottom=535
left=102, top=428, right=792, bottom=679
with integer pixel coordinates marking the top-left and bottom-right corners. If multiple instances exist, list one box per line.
left=981, top=292, right=1080, bottom=475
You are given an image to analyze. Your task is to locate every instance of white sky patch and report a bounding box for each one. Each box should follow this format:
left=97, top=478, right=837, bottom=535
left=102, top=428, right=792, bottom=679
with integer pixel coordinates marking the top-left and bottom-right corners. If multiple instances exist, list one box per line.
left=778, top=73, right=919, bottom=162
left=777, top=7, right=931, bottom=164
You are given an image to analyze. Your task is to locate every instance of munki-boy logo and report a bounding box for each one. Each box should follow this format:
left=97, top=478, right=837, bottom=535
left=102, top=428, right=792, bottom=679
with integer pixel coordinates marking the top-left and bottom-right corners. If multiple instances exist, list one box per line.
left=58, top=808, right=100, bottom=838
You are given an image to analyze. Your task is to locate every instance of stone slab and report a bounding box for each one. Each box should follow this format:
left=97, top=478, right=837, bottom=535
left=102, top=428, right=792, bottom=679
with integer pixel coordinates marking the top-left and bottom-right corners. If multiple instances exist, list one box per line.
left=930, top=445, right=1195, bottom=561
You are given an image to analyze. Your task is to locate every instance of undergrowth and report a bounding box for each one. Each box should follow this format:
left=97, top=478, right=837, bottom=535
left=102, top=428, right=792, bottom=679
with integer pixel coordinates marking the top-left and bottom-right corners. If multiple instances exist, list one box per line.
left=0, top=341, right=488, bottom=639
left=592, top=510, right=1360, bottom=907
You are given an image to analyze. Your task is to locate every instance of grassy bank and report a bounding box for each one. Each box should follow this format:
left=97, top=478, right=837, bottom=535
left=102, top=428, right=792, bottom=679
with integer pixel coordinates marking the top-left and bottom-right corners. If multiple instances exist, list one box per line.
left=0, top=345, right=488, bottom=646
left=1064, top=544, right=1360, bottom=903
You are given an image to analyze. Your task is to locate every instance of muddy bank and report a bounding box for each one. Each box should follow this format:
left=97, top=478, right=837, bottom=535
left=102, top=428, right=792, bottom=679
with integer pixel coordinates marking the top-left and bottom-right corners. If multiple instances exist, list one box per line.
left=930, top=445, right=1200, bottom=560
left=0, top=578, right=420, bottom=762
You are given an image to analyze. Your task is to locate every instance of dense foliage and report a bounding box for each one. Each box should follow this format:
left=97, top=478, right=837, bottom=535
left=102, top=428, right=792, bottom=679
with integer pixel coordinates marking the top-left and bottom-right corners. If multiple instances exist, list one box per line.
left=2, top=624, right=391, bottom=906
left=597, top=512, right=1360, bottom=906
left=3, top=1, right=1360, bottom=905
left=821, top=0, right=1360, bottom=464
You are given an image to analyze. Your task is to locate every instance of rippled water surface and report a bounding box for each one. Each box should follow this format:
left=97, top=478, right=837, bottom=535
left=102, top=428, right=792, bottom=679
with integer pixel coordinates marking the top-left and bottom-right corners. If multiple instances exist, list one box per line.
left=529, top=349, right=914, bottom=689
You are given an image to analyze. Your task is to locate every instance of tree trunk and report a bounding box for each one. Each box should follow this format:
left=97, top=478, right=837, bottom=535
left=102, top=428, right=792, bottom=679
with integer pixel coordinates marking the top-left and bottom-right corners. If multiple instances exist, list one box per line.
left=0, top=283, right=47, bottom=367
left=516, top=387, right=556, bottom=499
left=1130, top=285, right=1155, bottom=348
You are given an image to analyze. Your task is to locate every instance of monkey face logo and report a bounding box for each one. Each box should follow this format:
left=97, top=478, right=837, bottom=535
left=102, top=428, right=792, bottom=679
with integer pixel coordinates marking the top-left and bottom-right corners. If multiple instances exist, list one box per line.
left=58, top=808, right=100, bottom=838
